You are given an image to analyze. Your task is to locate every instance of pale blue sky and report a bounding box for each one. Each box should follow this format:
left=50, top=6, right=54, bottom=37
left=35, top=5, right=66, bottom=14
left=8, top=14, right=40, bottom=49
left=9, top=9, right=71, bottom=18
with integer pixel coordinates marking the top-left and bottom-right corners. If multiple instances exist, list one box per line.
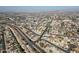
left=0, top=6, right=79, bottom=12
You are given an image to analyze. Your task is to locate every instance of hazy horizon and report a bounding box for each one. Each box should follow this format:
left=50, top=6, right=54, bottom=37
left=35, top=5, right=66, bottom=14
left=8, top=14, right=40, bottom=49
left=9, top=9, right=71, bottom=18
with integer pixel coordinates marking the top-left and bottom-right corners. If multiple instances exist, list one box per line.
left=0, top=6, right=79, bottom=12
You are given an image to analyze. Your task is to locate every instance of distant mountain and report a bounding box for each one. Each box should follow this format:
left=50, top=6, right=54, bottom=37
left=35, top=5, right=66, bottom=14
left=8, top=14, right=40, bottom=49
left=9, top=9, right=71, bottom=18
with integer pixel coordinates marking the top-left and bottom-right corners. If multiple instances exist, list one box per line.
left=47, top=10, right=65, bottom=13
left=0, top=6, right=79, bottom=12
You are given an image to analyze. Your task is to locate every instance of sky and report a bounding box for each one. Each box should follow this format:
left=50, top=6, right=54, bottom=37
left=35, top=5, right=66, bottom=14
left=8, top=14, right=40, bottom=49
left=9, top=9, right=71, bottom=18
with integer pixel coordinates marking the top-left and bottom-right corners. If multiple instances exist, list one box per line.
left=0, top=6, right=79, bottom=12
